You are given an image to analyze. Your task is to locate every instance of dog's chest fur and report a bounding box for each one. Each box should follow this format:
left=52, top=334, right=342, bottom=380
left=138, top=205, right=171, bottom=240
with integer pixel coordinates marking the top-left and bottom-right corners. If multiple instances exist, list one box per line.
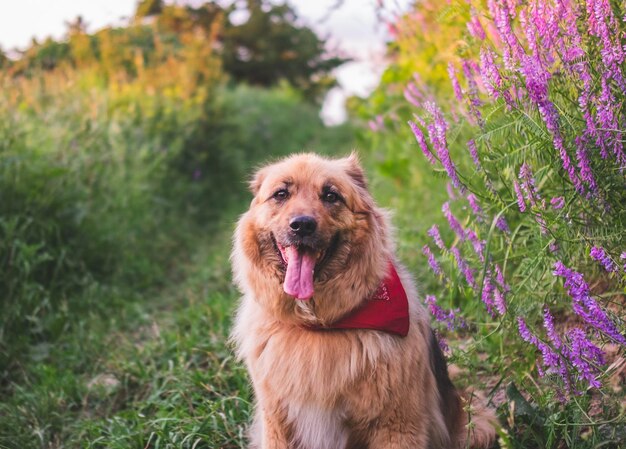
left=288, top=404, right=349, bottom=449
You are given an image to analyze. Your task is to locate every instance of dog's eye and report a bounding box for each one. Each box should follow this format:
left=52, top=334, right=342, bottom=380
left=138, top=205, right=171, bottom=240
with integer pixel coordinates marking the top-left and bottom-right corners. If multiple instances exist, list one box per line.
left=322, top=191, right=339, bottom=203
left=273, top=189, right=289, bottom=201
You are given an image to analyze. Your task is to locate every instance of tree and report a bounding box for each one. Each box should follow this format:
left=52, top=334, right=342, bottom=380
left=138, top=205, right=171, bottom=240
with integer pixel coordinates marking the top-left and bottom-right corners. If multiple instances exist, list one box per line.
left=221, top=0, right=348, bottom=102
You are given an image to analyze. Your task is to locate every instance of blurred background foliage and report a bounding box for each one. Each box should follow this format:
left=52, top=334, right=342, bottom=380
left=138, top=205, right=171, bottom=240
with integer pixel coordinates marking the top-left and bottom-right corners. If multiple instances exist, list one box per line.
left=0, top=1, right=353, bottom=446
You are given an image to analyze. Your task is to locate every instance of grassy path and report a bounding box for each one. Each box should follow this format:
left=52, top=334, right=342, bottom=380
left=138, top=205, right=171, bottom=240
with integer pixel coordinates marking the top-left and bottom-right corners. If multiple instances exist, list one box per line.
left=1, top=214, right=250, bottom=449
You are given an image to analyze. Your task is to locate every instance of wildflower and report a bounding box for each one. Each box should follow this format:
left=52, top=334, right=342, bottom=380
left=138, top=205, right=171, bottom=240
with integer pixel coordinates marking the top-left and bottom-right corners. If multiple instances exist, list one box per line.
left=368, top=115, right=384, bottom=132
left=447, top=63, right=463, bottom=101
left=585, top=0, right=626, bottom=89
left=467, top=12, right=486, bottom=40
left=465, top=228, right=485, bottom=262
left=442, top=202, right=465, bottom=240
left=467, top=139, right=482, bottom=170
left=596, top=78, right=626, bottom=166
left=574, top=137, right=598, bottom=191
left=553, top=261, right=625, bottom=344
left=496, top=216, right=510, bottom=233
left=517, top=317, right=538, bottom=344
left=424, top=102, right=462, bottom=189
left=550, top=196, right=565, bottom=210
left=451, top=247, right=476, bottom=289
left=494, top=288, right=507, bottom=315
left=481, top=271, right=496, bottom=316
left=446, top=182, right=458, bottom=200
left=466, top=193, right=484, bottom=222
left=518, top=55, right=583, bottom=192
left=519, top=163, right=541, bottom=208
left=543, top=308, right=562, bottom=349
left=565, top=328, right=605, bottom=389
left=590, top=246, right=617, bottom=273
left=494, top=264, right=510, bottom=292
left=487, top=0, right=524, bottom=69
left=422, top=245, right=442, bottom=276
left=408, top=120, right=437, bottom=165
left=427, top=225, right=445, bottom=250
left=403, top=77, right=425, bottom=108
left=549, top=241, right=559, bottom=253
left=404, top=80, right=423, bottom=108
left=479, top=47, right=511, bottom=104
left=462, top=60, right=483, bottom=125
left=424, top=295, right=465, bottom=330
left=513, top=180, right=526, bottom=212
left=621, top=252, right=626, bottom=272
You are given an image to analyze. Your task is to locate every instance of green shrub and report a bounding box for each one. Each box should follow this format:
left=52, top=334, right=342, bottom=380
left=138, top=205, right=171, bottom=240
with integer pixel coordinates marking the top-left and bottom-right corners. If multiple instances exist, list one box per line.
left=359, top=0, right=626, bottom=446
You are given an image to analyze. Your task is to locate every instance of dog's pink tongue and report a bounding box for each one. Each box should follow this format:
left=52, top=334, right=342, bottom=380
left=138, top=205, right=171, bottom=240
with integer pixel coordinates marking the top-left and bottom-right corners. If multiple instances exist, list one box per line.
left=283, top=246, right=316, bottom=300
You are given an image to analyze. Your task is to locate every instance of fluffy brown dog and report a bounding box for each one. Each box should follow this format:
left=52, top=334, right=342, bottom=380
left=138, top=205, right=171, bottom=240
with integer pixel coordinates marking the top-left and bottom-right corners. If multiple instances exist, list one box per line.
left=231, top=153, right=496, bottom=449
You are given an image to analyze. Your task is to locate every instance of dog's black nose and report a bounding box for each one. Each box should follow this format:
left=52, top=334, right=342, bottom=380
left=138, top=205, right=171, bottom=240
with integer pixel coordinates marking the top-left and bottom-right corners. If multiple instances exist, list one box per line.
left=289, top=215, right=317, bottom=237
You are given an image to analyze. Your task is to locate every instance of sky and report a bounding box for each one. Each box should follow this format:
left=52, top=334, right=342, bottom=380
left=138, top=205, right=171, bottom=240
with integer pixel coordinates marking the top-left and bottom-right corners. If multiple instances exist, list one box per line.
left=0, top=0, right=411, bottom=124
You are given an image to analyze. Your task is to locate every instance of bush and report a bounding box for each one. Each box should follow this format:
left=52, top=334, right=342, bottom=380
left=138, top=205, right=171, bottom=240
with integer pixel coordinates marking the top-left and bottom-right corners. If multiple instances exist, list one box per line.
left=360, top=0, right=626, bottom=446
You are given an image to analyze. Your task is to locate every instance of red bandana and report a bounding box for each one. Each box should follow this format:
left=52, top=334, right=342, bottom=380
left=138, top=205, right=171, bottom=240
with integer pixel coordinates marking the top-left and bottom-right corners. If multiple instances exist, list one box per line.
left=317, top=261, right=410, bottom=337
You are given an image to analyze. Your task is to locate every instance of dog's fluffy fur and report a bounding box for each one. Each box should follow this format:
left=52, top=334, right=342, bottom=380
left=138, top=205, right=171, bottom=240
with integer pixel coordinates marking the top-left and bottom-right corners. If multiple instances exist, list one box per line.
left=231, top=153, right=497, bottom=449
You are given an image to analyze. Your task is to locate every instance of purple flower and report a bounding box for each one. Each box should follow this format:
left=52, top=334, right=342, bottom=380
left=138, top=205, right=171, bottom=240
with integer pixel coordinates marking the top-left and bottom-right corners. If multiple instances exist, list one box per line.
left=422, top=245, right=442, bottom=276
left=543, top=308, right=562, bottom=349
left=462, top=60, right=483, bottom=126
left=565, top=328, right=605, bottom=389
left=621, top=252, right=626, bottom=272
left=465, top=228, right=485, bottom=262
left=585, top=0, right=626, bottom=89
left=442, top=202, right=465, bottom=240
left=448, top=63, right=463, bottom=101
left=590, top=246, right=617, bottom=273
left=518, top=54, right=583, bottom=192
left=446, top=182, right=458, bottom=200
left=368, top=115, right=384, bottom=132
left=427, top=225, right=445, bottom=250
left=404, top=80, right=424, bottom=108
left=487, top=0, right=524, bottom=69
left=595, top=78, right=626, bottom=167
left=519, top=315, right=605, bottom=393
left=553, top=261, right=625, bottom=344
left=424, top=102, right=462, bottom=189
left=408, top=120, right=437, bottom=165
left=467, top=12, right=486, bottom=40
left=513, top=180, right=526, bottom=212
left=519, top=163, right=541, bottom=208
left=479, top=47, right=512, bottom=104
left=451, top=247, right=476, bottom=289
left=467, top=139, right=482, bottom=170
left=574, top=137, right=598, bottom=191
left=424, top=295, right=465, bottom=330
left=549, top=241, right=560, bottom=253
left=494, top=288, right=507, bottom=315
left=550, top=196, right=565, bottom=210
left=517, top=317, right=538, bottom=344
left=466, top=193, right=484, bottom=222
left=481, top=271, right=497, bottom=316
left=496, top=216, right=510, bottom=233
left=494, top=264, right=511, bottom=292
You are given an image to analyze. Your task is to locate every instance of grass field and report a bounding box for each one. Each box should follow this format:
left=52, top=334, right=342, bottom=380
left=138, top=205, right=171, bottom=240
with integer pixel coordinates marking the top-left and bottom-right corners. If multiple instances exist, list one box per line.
left=0, top=204, right=249, bottom=448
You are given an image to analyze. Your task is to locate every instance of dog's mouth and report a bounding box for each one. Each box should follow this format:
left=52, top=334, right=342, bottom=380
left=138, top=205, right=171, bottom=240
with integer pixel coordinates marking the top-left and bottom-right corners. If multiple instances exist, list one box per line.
left=272, top=234, right=340, bottom=301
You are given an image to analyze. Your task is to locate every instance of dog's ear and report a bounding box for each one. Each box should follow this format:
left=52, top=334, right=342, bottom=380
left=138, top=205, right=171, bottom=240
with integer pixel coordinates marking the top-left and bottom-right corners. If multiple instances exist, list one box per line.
left=344, top=151, right=368, bottom=190
left=249, top=166, right=268, bottom=196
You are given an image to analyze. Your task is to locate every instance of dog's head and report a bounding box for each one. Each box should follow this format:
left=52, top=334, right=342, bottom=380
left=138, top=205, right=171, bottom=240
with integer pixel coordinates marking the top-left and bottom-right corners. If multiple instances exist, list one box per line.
left=233, top=153, right=390, bottom=321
